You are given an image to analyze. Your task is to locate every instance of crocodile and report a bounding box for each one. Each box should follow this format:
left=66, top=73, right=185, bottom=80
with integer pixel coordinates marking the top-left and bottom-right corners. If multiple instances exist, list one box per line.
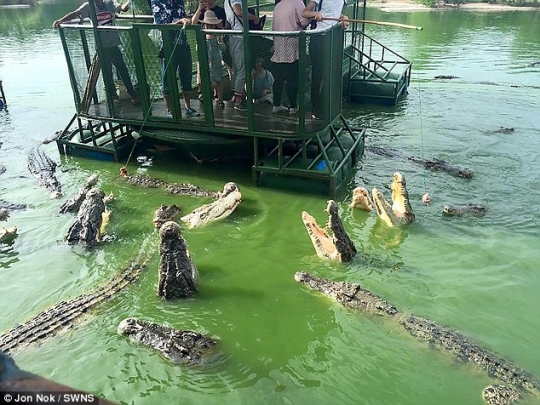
left=0, top=258, right=146, bottom=355
left=157, top=221, right=198, bottom=299
left=0, top=199, right=27, bottom=211
left=65, top=188, right=108, bottom=248
left=372, top=172, right=415, bottom=227
left=180, top=182, right=242, bottom=229
left=120, top=167, right=218, bottom=198
left=0, top=208, right=9, bottom=221
left=59, top=173, right=99, bottom=214
left=0, top=226, right=17, bottom=244
left=0, top=209, right=17, bottom=244
left=302, top=200, right=357, bottom=262
left=27, top=146, right=62, bottom=198
left=366, top=146, right=473, bottom=178
left=443, top=203, right=487, bottom=217
left=153, top=204, right=182, bottom=228
left=350, top=187, right=373, bottom=211
left=491, top=127, right=515, bottom=134
left=294, top=271, right=540, bottom=405
left=117, top=318, right=217, bottom=364
left=434, top=75, right=460, bottom=79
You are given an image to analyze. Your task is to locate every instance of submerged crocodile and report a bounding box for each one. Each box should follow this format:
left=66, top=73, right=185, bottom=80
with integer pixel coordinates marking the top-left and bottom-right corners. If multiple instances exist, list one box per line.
left=302, top=200, right=357, bottom=262
left=117, top=318, right=217, bottom=364
left=434, top=75, right=460, bottom=79
left=366, top=146, right=473, bottom=178
left=0, top=208, right=9, bottom=221
left=157, top=221, right=198, bottom=299
left=443, top=203, right=488, bottom=217
left=0, top=259, right=146, bottom=355
left=294, top=271, right=540, bottom=405
left=27, top=146, right=62, bottom=198
left=180, top=182, right=242, bottom=229
left=372, top=172, right=415, bottom=227
left=120, top=167, right=218, bottom=198
left=0, top=199, right=27, bottom=211
left=59, top=173, right=99, bottom=214
left=65, top=188, right=108, bottom=248
left=153, top=204, right=181, bottom=228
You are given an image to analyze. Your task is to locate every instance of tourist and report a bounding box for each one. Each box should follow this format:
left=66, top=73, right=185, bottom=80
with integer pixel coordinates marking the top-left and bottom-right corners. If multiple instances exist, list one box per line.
left=191, top=0, right=226, bottom=101
left=224, top=0, right=260, bottom=111
left=197, top=10, right=225, bottom=108
left=52, top=0, right=140, bottom=106
left=303, top=0, right=348, bottom=119
left=152, top=0, right=200, bottom=117
left=251, top=57, right=274, bottom=105
left=270, top=0, right=309, bottom=114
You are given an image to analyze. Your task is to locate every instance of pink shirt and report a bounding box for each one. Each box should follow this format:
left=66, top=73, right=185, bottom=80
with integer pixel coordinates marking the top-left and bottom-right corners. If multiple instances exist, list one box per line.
left=271, top=0, right=309, bottom=63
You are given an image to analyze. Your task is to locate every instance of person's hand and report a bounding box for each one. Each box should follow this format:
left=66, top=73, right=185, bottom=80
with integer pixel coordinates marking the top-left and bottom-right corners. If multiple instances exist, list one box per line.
left=341, top=15, right=349, bottom=29
left=198, top=0, right=207, bottom=10
left=175, top=17, right=191, bottom=25
left=314, top=12, right=323, bottom=22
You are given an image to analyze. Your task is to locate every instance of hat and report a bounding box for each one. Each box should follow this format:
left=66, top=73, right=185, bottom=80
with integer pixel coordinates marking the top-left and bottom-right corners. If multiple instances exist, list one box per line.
left=199, top=10, right=222, bottom=25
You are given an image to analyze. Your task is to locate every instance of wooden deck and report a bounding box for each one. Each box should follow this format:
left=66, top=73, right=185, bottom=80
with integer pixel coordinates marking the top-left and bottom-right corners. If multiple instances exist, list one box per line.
left=86, top=96, right=327, bottom=138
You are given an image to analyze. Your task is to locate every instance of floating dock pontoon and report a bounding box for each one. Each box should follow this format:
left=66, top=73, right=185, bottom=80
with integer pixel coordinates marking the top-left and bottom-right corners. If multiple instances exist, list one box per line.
left=54, top=0, right=410, bottom=196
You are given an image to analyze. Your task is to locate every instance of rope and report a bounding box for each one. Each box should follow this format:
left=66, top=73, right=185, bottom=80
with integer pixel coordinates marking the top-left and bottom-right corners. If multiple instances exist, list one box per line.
left=414, top=29, right=430, bottom=204
left=123, top=24, right=187, bottom=170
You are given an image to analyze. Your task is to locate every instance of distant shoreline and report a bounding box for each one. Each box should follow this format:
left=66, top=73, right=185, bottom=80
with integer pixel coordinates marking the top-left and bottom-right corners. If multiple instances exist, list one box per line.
left=366, top=0, right=539, bottom=12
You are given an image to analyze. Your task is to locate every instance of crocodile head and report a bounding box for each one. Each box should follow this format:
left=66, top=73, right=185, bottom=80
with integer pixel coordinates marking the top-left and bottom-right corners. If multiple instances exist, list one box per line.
left=0, top=225, right=17, bottom=244
left=372, top=172, right=415, bottom=227
left=117, top=317, right=217, bottom=364
left=302, top=200, right=357, bottom=262
left=350, top=187, right=373, bottom=211
left=153, top=204, right=182, bottom=228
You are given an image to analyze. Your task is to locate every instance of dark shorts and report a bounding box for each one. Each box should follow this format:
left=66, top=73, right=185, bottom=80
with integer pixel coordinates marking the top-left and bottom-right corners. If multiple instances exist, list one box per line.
left=161, top=43, right=193, bottom=95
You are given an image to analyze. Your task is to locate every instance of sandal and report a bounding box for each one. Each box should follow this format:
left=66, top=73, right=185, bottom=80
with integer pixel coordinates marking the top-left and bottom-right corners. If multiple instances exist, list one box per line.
left=217, top=100, right=225, bottom=108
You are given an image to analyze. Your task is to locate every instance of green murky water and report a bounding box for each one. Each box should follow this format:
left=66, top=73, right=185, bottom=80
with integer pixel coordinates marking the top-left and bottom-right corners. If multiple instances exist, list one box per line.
left=1, top=2, right=539, bottom=404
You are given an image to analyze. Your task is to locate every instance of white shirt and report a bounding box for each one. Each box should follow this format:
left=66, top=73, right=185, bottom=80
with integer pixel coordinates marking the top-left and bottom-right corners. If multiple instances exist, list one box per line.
left=312, top=0, right=346, bottom=30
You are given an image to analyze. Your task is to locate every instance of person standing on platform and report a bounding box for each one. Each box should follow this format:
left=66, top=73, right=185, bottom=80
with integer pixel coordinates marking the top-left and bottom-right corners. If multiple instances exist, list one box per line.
left=302, top=0, right=348, bottom=119
left=52, top=0, right=140, bottom=106
left=224, top=0, right=260, bottom=111
left=152, top=0, right=200, bottom=116
left=270, top=0, right=309, bottom=114
left=191, top=0, right=226, bottom=101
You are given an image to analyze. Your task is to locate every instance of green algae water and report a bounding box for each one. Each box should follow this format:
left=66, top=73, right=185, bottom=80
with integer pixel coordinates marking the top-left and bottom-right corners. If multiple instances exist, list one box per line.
left=1, top=2, right=540, bottom=404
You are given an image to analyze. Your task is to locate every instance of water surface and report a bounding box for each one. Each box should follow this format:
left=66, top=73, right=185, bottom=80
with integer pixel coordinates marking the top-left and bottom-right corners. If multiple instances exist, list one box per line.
left=1, top=3, right=539, bottom=404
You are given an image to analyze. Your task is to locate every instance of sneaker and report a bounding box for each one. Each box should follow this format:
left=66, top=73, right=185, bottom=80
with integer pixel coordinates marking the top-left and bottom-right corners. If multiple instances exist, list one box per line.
left=234, top=101, right=248, bottom=112
left=184, top=107, right=200, bottom=117
left=289, top=107, right=299, bottom=115
left=166, top=111, right=173, bottom=117
left=310, top=111, right=322, bottom=120
left=272, top=105, right=289, bottom=114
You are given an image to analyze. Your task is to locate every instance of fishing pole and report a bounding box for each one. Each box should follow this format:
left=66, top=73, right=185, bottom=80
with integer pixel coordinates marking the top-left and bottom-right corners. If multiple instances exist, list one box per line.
left=322, top=17, right=423, bottom=31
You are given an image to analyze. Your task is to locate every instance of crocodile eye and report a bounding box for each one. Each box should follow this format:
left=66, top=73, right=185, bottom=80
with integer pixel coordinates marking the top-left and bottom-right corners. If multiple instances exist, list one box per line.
left=127, top=318, right=135, bottom=325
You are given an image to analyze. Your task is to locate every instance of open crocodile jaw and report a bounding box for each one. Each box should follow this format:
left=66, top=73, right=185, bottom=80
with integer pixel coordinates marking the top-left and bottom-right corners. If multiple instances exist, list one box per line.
left=372, top=187, right=398, bottom=227
left=180, top=182, right=241, bottom=229
left=301, top=211, right=340, bottom=261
